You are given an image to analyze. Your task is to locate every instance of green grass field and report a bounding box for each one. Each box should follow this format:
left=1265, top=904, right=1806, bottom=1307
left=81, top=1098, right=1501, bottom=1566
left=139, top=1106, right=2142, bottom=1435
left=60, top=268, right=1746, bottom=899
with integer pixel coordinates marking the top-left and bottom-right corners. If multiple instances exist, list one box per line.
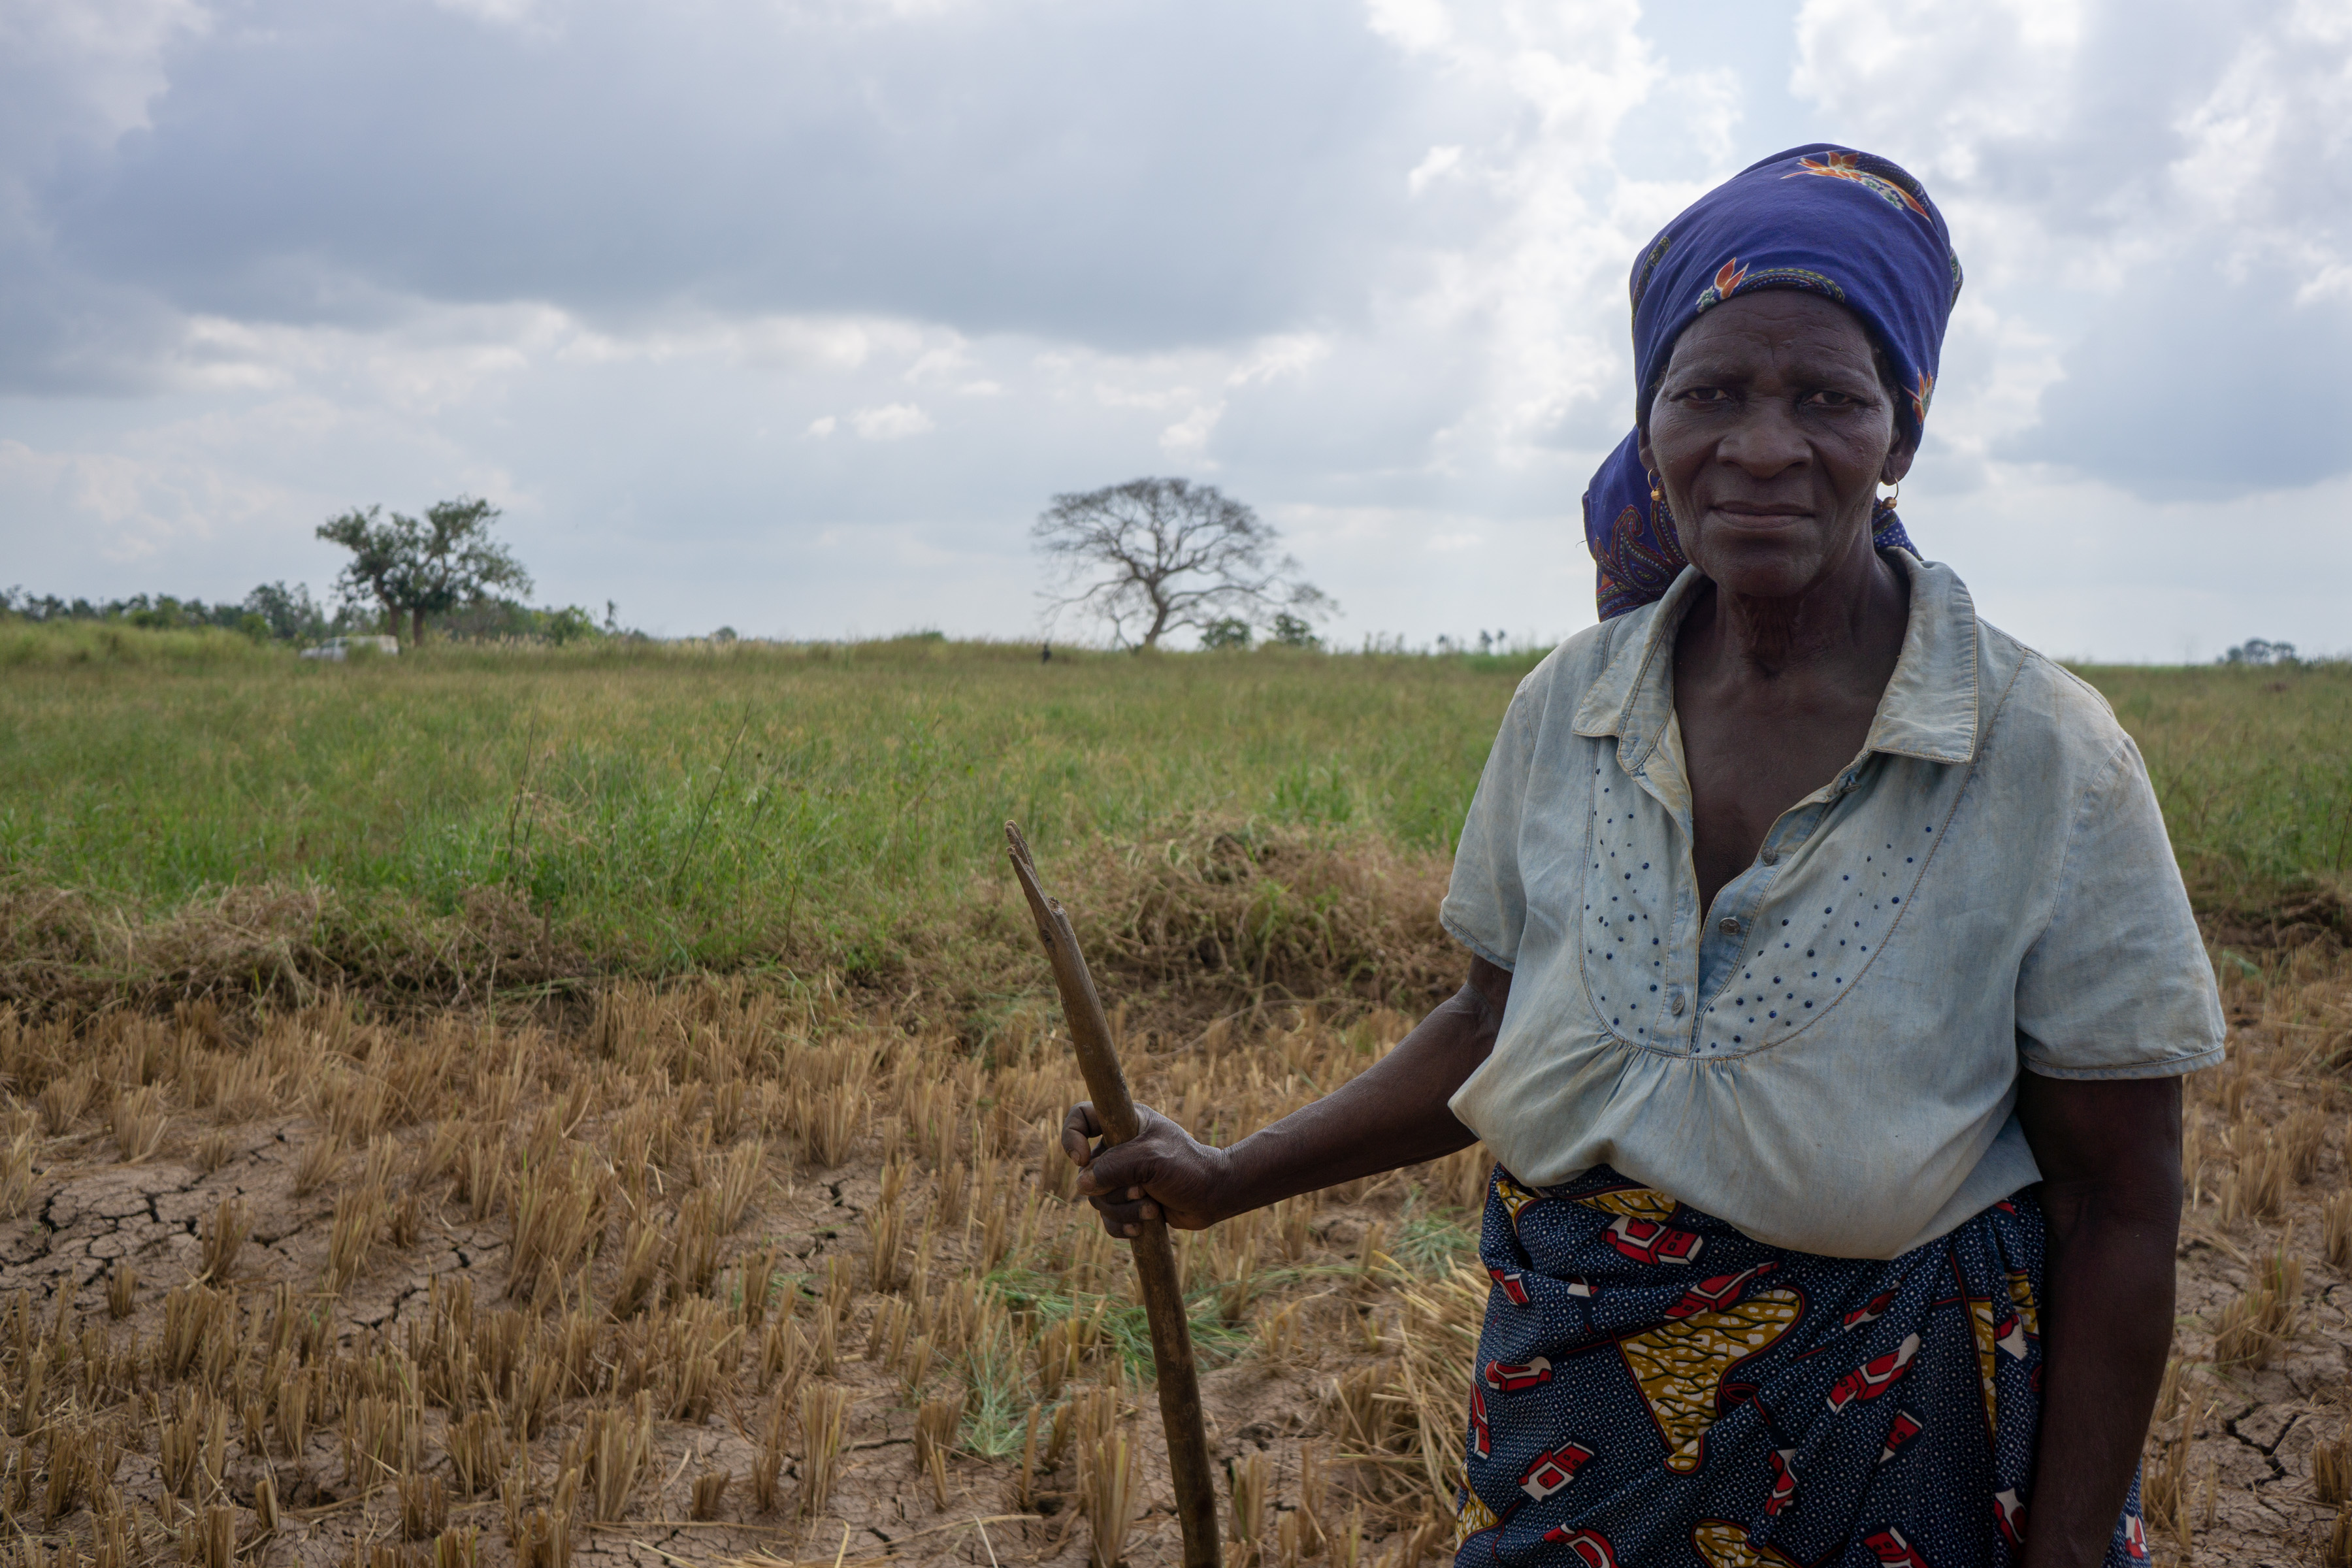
left=2, top=623, right=2345, bottom=1005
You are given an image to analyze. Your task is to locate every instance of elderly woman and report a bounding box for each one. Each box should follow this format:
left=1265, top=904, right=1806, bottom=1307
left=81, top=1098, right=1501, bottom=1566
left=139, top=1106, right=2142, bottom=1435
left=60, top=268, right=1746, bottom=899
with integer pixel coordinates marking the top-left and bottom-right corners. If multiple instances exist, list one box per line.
left=1061, top=146, right=2222, bottom=1567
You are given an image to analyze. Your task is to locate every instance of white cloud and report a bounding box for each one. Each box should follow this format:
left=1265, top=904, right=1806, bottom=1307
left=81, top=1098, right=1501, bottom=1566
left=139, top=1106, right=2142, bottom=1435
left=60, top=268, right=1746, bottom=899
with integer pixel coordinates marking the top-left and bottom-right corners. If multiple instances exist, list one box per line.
left=1158, top=404, right=1224, bottom=455
left=850, top=402, right=934, bottom=440
left=1226, top=335, right=1330, bottom=387
left=1407, top=144, right=1463, bottom=195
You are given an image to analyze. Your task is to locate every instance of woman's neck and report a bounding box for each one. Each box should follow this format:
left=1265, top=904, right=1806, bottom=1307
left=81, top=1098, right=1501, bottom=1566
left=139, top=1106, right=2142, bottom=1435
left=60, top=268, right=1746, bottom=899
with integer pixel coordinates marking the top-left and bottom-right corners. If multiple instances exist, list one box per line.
left=1686, top=535, right=1910, bottom=684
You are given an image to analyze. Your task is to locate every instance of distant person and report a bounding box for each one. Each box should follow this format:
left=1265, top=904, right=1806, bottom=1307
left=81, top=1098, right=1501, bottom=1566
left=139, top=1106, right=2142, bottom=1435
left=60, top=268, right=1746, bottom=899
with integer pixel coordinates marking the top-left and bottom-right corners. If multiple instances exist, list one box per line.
left=1041, top=641, right=1052, bottom=663
left=1060, top=146, right=2215, bottom=1565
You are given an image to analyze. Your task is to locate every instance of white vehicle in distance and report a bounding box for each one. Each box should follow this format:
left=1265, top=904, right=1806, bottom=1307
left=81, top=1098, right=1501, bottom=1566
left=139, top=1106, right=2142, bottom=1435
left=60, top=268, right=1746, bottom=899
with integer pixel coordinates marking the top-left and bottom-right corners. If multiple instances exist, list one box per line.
left=299, top=636, right=401, bottom=661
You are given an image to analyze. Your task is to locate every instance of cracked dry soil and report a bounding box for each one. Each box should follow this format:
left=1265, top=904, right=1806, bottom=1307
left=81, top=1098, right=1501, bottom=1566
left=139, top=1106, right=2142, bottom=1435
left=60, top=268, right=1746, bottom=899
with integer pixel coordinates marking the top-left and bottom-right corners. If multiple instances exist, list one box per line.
left=0, top=990, right=1474, bottom=1568
left=2144, top=945, right=2352, bottom=1567
left=0, top=945, right=2344, bottom=1568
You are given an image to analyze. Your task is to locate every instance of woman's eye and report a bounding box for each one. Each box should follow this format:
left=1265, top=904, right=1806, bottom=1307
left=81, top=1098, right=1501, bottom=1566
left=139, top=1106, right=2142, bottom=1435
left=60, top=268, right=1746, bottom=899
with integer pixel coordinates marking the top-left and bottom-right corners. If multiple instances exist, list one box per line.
left=1678, top=387, right=1732, bottom=405
left=1802, top=389, right=1861, bottom=408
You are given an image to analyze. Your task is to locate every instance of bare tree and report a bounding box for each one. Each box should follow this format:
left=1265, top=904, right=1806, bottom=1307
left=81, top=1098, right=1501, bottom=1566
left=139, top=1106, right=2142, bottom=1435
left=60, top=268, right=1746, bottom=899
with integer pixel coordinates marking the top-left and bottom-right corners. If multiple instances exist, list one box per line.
left=1032, top=478, right=1332, bottom=649
left=318, top=497, right=532, bottom=645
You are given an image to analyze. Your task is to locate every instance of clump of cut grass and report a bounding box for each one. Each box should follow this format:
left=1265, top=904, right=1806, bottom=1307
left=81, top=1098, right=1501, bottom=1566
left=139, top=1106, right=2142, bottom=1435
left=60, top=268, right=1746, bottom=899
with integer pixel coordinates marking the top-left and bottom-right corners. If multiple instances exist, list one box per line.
left=505, top=1144, right=610, bottom=1303
left=197, top=1197, right=248, bottom=1283
left=2220, top=1118, right=2291, bottom=1224
left=103, top=1264, right=135, bottom=1322
left=110, top=1087, right=165, bottom=1164
left=915, top=1394, right=958, bottom=1508
left=2154, top=1401, right=2201, bottom=1561
left=866, top=1158, right=907, bottom=1290
left=1229, top=1448, right=1270, bottom=1567
left=796, top=1384, right=849, bottom=1519
left=2327, top=1510, right=2352, bottom=1568
left=0, top=1126, right=36, bottom=1218
left=2326, top=1192, right=2352, bottom=1269
left=1074, top=1386, right=1139, bottom=1568
left=2318, top=1425, right=2352, bottom=1507
left=2211, top=1245, right=2304, bottom=1370
left=570, top=1392, right=654, bottom=1524
left=293, top=1132, right=343, bottom=1198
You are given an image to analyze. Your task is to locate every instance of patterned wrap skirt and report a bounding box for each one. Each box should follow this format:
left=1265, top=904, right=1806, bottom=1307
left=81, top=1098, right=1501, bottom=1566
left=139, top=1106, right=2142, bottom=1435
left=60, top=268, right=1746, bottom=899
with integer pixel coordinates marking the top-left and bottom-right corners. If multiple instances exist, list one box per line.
left=1452, top=1166, right=2148, bottom=1567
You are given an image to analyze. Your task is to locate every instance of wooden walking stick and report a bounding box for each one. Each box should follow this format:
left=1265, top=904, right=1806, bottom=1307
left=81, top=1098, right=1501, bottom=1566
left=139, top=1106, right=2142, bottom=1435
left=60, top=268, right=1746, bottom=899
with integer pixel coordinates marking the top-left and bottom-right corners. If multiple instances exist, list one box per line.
left=1005, top=822, right=1220, bottom=1568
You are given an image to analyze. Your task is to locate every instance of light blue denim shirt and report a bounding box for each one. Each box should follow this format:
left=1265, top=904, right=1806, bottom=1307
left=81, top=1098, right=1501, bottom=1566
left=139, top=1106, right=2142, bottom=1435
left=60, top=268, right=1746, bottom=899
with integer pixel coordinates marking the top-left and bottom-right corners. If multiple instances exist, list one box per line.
left=1442, top=552, right=2224, bottom=1259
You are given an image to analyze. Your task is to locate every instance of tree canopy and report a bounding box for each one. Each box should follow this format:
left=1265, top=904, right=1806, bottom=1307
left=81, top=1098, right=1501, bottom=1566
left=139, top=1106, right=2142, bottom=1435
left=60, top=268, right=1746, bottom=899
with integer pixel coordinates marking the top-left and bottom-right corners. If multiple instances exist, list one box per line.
left=318, top=498, right=532, bottom=645
left=1032, top=478, right=1331, bottom=649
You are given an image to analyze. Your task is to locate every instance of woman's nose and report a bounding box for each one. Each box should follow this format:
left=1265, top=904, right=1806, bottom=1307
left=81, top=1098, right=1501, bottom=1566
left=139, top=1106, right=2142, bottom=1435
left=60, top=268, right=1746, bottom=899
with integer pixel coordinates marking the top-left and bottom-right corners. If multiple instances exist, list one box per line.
left=1716, top=403, right=1811, bottom=477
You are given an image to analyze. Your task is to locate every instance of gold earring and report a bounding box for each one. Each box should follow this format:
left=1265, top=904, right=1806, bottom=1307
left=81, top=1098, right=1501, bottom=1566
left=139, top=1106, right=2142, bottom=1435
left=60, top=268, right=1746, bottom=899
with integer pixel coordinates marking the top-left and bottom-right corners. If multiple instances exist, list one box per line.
left=1647, top=470, right=1663, bottom=505
left=1881, top=482, right=1901, bottom=509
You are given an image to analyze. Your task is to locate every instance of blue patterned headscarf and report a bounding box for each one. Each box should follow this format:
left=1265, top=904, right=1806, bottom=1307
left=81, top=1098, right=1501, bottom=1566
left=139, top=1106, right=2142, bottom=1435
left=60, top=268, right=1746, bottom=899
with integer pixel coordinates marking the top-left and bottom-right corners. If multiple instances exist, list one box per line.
left=1584, top=145, right=1963, bottom=619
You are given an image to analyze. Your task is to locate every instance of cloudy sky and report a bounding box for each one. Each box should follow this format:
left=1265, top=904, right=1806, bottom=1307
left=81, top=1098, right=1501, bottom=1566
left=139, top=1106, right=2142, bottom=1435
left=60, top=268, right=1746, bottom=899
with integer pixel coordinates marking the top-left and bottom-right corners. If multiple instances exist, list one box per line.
left=3, top=0, right=2347, bottom=656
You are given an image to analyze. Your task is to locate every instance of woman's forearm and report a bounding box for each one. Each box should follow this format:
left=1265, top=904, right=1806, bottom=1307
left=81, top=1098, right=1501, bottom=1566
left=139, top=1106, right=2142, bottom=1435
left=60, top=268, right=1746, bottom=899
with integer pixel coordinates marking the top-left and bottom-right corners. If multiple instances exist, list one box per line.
left=1065, top=957, right=1511, bottom=1232
left=2021, top=1179, right=2178, bottom=1568
left=1218, top=972, right=1501, bottom=1213
left=2014, top=1072, right=2183, bottom=1568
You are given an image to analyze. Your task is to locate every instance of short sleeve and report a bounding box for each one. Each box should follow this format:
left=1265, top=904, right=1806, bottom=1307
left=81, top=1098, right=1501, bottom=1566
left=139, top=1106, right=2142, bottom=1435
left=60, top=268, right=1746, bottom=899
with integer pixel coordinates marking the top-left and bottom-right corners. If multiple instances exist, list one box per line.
left=2016, top=735, right=2226, bottom=1079
left=1441, top=687, right=1538, bottom=972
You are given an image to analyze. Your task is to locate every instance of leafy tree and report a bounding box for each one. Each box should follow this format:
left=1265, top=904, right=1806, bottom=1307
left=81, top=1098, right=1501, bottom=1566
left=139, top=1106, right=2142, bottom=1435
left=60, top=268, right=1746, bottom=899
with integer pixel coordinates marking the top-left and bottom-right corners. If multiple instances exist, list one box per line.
left=437, top=597, right=605, bottom=644
left=1269, top=612, right=1322, bottom=649
left=546, top=606, right=600, bottom=644
left=2221, top=638, right=2298, bottom=666
left=242, top=581, right=331, bottom=643
left=317, top=497, right=532, bottom=645
left=1032, top=478, right=1331, bottom=650
left=1198, top=616, right=1253, bottom=651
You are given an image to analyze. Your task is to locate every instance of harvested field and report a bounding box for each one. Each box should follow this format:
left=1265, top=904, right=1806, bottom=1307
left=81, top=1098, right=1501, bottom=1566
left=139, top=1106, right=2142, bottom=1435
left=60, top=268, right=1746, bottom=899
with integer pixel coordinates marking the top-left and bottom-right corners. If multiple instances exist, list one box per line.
left=0, top=979, right=1494, bottom=1568
left=5, top=630, right=2350, bottom=1565
left=0, top=939, right=2341, bottom=1567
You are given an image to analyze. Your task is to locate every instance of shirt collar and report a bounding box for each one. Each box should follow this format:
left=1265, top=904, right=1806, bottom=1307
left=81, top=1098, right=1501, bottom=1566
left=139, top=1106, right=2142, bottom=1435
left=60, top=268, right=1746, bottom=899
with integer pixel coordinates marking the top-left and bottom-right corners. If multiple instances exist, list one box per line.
left=1572, top=549, right=1981, bottom=769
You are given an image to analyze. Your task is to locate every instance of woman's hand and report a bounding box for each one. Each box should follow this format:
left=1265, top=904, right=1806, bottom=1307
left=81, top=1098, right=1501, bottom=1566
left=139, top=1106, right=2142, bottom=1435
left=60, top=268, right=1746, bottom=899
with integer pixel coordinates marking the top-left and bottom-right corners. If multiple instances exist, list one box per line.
left=1062, top=1103, right=1236, bottom=1235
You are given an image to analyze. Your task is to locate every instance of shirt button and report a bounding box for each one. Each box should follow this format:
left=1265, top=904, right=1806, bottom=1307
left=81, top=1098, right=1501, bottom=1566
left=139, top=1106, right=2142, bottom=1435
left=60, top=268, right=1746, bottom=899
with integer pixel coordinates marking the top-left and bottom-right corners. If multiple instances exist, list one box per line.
left=1718, top=917, right=1741, bottom=937
left=1759, top=850, right=1779, bottom=866
left=1668, top=990, right=1687, bottom=1017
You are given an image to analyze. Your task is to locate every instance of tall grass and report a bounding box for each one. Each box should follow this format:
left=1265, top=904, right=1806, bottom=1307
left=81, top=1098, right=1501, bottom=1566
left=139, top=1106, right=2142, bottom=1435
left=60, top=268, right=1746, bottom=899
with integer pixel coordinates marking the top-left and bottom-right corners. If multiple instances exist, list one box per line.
left=0, top=630, right=1526, bottom=978
left=2078, top=661, right=2352, bottom=911
left=1, top=623, right=2342, bottom=995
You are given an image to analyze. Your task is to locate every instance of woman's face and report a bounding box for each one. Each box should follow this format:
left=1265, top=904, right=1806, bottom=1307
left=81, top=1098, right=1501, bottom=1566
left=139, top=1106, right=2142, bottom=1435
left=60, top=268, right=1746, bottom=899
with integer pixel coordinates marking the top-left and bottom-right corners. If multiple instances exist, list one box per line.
left=1638, top=291, right=1915, bottom=601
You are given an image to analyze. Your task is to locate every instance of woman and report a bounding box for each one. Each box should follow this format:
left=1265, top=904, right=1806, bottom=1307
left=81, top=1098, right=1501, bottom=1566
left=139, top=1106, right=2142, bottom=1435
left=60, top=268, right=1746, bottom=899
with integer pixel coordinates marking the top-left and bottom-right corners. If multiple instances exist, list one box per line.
left=1060, top=146, right=2222, bottom=1568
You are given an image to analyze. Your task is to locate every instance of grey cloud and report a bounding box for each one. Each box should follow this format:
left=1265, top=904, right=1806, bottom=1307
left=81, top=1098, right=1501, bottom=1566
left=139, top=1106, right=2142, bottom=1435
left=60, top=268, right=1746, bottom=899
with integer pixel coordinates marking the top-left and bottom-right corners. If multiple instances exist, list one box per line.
left=35, top=0, right=1453, bottom=352
left=2004, top=252, right=2352, bottom=498
left=0, top=255, right=183, bottom=395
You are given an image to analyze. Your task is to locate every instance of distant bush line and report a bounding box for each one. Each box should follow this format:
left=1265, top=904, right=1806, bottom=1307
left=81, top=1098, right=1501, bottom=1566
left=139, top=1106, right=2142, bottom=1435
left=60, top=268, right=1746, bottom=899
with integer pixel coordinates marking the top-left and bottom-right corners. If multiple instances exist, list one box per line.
left=1, top=584, right=619, bottom=649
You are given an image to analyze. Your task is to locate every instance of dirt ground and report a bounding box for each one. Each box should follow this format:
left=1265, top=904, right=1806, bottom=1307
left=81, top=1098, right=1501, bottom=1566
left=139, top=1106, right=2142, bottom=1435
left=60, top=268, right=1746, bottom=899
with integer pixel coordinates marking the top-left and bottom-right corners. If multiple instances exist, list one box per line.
left=0, top=941, right=2344, bottom=1568
left=2144, top=941, right=2352, bottom=1568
